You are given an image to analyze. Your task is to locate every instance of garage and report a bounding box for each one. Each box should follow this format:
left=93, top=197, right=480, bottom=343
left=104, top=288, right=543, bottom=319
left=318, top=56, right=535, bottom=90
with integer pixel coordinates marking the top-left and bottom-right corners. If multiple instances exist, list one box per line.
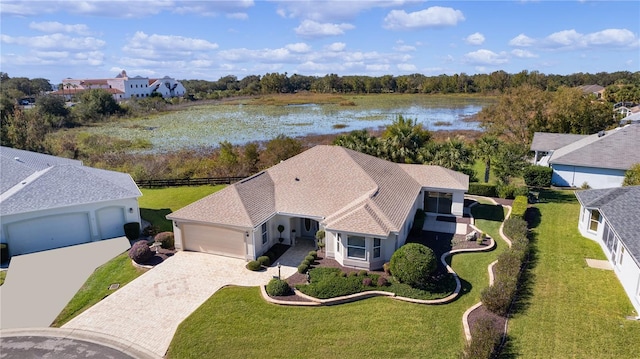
left=6, top=213, right=92, bottom=256
left=97, top=206, right=126, bottom=239
left=181, top=223, right=246, bottom=259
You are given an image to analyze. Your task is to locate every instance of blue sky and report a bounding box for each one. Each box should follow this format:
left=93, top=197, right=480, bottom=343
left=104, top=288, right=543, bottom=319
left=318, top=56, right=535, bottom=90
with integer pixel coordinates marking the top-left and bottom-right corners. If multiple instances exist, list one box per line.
left=1, top=0, right=639, bottom=84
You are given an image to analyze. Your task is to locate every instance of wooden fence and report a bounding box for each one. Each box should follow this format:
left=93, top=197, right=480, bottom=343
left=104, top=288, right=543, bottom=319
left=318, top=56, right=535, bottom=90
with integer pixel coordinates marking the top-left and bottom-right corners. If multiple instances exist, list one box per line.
left=135, top=176, right=245, bottom=188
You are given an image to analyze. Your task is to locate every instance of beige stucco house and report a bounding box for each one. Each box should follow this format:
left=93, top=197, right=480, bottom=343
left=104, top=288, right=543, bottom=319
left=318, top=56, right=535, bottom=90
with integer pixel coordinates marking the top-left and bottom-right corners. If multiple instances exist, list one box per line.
left=167, top=145, right=468, bottom=270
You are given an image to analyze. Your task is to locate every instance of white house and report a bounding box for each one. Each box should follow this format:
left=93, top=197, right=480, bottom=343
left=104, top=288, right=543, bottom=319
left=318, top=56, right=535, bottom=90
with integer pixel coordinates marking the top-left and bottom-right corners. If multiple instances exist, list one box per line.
left=167, top=145, right=469, bottom=270
left=530, top=124, right=640, bottom=189
left=53, top=70, right=186, bottom=101
left=0, top=147, right=142, bottom=259
left=575, top=186, right=640, bottom=316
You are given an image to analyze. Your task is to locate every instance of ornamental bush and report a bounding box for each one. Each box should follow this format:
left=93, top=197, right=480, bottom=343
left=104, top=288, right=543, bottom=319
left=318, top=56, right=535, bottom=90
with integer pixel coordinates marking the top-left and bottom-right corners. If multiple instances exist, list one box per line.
left=510, top=195, right=528, bottom=219
left=362, top=277, right=373, bottom=287
left=383, top=262, right=391, bottom=274
left=308, top=250, right=317, bottom=259
left=389, top=243, right=437, bottom=289
left=462, top=316, right=502, bottom=359
left=258, top=255, right=271, bottom=267
left=377, top=276, right=388, bottom=287
left=304, top=255, right=315, bottom=263
left=266, top=278, right=291, bottom=296
left=468, top=183, right=498, bottom=197
left=358, top=270, right=368, bottom=277
left=481, top=278, right=517, bottom=316
left=247, top=260, right=262, bottom=271
left=154, top=231, right=175, bottom=249
left=297, top=263, right=309, bottom=274
left=129, top=240, right=153, bottom=264
left=523, top=165, right=552, bottom=188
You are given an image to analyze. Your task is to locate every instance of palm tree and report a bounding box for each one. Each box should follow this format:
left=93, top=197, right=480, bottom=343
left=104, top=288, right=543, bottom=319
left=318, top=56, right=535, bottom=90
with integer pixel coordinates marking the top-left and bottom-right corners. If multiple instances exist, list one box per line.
left=474, top=136, right=500, bottom=183
left=380, top=115, right=430, bottom=163
left=429, top=137, right=474, bottom=172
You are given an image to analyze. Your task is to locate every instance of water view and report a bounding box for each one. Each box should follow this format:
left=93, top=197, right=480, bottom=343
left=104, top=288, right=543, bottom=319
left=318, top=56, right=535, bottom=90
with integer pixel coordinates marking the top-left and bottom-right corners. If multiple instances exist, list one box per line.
left=89, top=96, right=491, bottom=152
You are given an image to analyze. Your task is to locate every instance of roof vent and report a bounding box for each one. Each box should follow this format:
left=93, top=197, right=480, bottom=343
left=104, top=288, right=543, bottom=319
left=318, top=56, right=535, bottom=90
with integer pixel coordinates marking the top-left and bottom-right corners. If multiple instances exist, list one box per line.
left=597, top=130, right=606, bottom=137
left=14, top=157, right=22, bottom=162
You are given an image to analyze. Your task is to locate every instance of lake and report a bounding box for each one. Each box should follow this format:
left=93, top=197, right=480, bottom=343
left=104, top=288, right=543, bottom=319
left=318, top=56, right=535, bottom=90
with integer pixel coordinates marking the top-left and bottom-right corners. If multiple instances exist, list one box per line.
left=88, top=95, right=492, bottom=152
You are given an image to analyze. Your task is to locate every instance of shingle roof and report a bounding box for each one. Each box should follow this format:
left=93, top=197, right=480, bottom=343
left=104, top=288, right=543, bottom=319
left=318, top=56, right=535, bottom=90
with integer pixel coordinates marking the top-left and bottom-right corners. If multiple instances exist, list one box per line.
left=549, top=124, right=640, bottom=170
left=530, top=132, right=589, bottom=152
left=168, top=145, right=469, bottom=237
left=1, top=147, right=141, bottom=216
left=575, top=186, right=640, bottom=267
left=578, top=84, right=605, bottom=94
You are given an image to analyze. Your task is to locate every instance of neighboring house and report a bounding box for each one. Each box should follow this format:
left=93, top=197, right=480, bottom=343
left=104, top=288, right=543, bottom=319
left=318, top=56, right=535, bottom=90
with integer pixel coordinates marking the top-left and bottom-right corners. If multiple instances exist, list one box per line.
left=51, top=70, right=186, bottom=101
left=575, top=186, right=640, bottom=315
left=167, top=145, right=469, bottom=270
left=621, top=112, right=640, bottom=125
left=577, top=84, right=605, bottom=99
left=530, top=124, right=640, bottom=189
left=0, top=147, right=142, bottom=259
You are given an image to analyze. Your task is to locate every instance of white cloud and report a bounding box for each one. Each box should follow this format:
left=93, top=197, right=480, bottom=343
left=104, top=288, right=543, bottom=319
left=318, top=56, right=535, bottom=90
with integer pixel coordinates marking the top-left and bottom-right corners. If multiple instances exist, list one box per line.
left=1, top=33, right=105, bottom=50
left=584, top=28, right=638, bottom=47
left=285, top=42, right=312, bottom=53
left=217, top=47, right=294, bottom=63
left=465, top=32, right=485, bottom=45
left=295, top=20, right=355, bottom=38
left=366, top=64, right=390, bottom=72
left=511, top=49, right=538, bottom=58
left=463, top=49, right=508, bottom=65
left=397, top=63, right=417, bottom=72
left=227, top=12, right=249, bottom=20
left=545, top=29, right=583, bottom=47
left=383, top=6, right=465, bottom=30
left=509, top=34, right=536, bottom=47
left=525, top=28, right=639, bottom=50
left=122, top=32, right=218, bottom=59
left=326, top=42, right=346, bottom=52
left=275, top=0, right=404, bottom=22
left=394, top=44, right=416, bottom=52
left=29, top=21, right=91, bottom=35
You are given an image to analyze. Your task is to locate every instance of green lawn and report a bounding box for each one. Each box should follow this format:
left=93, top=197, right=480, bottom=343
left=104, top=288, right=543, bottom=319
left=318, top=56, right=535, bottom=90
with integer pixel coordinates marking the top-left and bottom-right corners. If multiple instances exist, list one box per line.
left=51, top=185, right=223, bottom=327
left=139, top=185, right=224, bottom=231
left=0, top=270, right=6, bottom=286
left=166, top=204, right=507, bottom=359
left=505, top=190, right=640, bottom=358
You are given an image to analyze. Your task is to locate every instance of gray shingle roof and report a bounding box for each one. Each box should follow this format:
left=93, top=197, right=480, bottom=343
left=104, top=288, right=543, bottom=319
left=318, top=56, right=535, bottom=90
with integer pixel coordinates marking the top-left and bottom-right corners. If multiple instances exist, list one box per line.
left=168, top=145, right=469, bottom=237
left=549, top=124, right=640, bottom=170
left=530, top=132, right=589, bottom=152
left=1, top=147, right=141, bottom=216
left=575, top=186, right=640, bottom=267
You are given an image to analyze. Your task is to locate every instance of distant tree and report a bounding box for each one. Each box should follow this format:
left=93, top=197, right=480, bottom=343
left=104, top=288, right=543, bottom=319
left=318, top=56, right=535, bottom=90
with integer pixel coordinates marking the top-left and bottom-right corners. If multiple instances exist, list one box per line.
left=426, top=137, right=474, bottom=172
left=241, top=142, right=261, bottom=175
left=623, top=163, right=640, bottom=186
left=217, top=141, right=239, bottom=175
left=73, top=89, right=122, bottom=122
left=4, top=108, right=51, bottom=151
left=474, top=136, right=501, bottom=183
left=492, top=143, right=529, bottom=184
left=260, top=135, right=302, bottom=168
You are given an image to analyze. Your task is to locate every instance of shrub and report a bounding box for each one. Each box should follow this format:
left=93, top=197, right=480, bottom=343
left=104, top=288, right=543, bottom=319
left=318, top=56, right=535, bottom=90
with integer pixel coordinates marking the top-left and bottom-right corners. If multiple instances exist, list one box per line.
left=481, top=278, right=517, bottom=316
left=468, top=183, right=498, bottom=197
left=304, top=255, right=315, bottom=263
left=514, top=185, right=529, bottom=197
left=496, top=184, right=516, bottom=199
left=523, top=165, right=552, bottom=187
left=301, top=259, right=311, bottom=267
left=154, top=231, right=175, bottom=249
left=308, top=267, right=341, bottom=282
left=362, top=277, right=373, bottom=287
left=389, top=243, right=437, bottom=289
left=123, top=222, right=140, bottom=241
left=462, top=316, right=502, bottom=359
left=493, top=251, right=523, bottom=281
left=264, top=251, right=275, bottom=262
left=358, top=270, right=368, bottom=277
left=308, top=250, right=317, bottom=259
left=266, top=278, right=291, bottom=296
left=348, top=271, right=358, bottom=277
left=477, top=233, right=485, bottom=245
left=503, top=218, right=528, bottom=242
left=383, top=262, right=391, bottom=274
left=297, top=276, right=363, bottom=299
left=297, top=263, right=309, bottom=274
left=141, top=225, right=159, bottom=238
left=510, top=195, right=528, bottom=219
left=377, top=276, right=388, bottom=287
left=246, top=260, right=262, bottom=271
left=128, top=240, right=153, bottom=264
left=257, top=255, right=271, bottom=267
left=339, top=271, right=347, bottom=277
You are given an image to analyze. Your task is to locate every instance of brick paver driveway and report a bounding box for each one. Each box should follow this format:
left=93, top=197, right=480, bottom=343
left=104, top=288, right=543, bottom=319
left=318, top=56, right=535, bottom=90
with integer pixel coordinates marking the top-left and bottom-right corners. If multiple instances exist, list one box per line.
left=63, top=250, right=303, bottom=358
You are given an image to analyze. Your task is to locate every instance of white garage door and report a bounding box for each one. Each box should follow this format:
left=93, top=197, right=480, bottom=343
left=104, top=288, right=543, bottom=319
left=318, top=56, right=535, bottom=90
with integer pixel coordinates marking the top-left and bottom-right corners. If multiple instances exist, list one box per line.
left=182, top=223, right=246, bottom=258
left=97, top=206, right=126, bottom=239
left=7, top=213, right=92, bottom=256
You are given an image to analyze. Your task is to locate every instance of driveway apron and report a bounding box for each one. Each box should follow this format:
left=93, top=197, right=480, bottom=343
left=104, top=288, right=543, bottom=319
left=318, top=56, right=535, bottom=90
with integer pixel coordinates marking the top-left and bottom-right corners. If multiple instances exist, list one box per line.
left=62, top=251, right=301, bottom=358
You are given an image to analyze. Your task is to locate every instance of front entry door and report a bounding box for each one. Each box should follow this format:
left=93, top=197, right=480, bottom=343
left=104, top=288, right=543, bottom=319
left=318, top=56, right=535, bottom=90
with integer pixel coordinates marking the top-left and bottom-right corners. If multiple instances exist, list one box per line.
left=301, top=218, right=319, bottom=238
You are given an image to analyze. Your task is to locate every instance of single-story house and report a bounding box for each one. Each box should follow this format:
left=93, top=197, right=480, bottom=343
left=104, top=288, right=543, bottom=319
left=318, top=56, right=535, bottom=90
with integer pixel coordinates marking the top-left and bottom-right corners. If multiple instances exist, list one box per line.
left=0, top=146, right=142, bottom=259
left=577, top=84, right=605, bottom=99
left=575, top=186, right=640, bottom=315
left=167, top=145, right=469, bottom=270
left=530, top=124, right=640, bottom=189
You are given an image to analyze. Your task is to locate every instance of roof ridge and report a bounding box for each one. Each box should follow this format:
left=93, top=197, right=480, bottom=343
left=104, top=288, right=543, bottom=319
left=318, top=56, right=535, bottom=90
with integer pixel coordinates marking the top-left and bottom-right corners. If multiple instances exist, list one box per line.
left=0, top=166, right=52, bottom=202
left=363, top=201, right=393, bottom=234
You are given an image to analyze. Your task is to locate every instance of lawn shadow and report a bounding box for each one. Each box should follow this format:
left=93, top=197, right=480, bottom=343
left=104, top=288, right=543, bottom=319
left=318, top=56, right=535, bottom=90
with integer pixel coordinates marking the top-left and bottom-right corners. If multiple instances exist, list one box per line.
left=140, top=208, right=173, bottom=232
left=496, top=334, right=518, bottom=359
left=406, top=231, right=453, bottom=264
left=540, top=189, right=576, bottom=204
left=471, top=203, right=505, bottom=222
left=526, top=207, right=542, bottom=229
left=510, top=230, right=538, bottom=316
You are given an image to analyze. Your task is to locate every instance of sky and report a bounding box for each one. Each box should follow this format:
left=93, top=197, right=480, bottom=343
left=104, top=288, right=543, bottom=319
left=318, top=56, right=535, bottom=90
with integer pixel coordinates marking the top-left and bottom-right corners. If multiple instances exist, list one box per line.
left=1, top=0, right=639, bottom=84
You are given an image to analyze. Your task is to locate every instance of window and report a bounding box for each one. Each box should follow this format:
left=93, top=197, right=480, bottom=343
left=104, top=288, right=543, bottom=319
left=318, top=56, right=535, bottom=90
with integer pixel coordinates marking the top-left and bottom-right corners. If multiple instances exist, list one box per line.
left=618, top=246, right=625, bottom=266
left=336, top=234, right=341, bottom=252
left=425, top=192, right=452, bottom=214
left=589, top=210, right=600, bottom=232
left=373, top=238, right=381, bottom=258
left=347, top=236, right=366, bottom=259
left=261, top=223, right=268, bottom=245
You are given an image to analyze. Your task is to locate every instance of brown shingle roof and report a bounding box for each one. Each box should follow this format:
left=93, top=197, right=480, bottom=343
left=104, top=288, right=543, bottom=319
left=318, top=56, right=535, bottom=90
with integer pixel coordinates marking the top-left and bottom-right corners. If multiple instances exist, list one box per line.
left=168, top=145, right=469, bottom=236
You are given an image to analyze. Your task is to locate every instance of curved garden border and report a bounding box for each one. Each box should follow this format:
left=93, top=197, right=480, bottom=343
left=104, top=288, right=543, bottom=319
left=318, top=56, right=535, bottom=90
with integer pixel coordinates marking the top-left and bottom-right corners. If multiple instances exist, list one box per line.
left=461, top=196, right=513, bottom=342
left=262, top=197, right=498, bottom=307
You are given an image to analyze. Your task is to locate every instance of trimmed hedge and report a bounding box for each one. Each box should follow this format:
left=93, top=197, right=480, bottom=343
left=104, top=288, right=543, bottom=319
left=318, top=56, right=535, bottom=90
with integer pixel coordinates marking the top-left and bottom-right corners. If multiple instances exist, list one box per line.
left=389, top=243, right=436, bottom=289
left=523, top=165, right=552, bottom=187
left=246, top=260, right=262, bottom=271
left=266, top=278, right=291, bottom=296
left=257, top=255, right=271, bottom=267
left=297, top=263, right=309, bottom=274
left=510, top=195, right=528, bottom=219
left=468, top=183, right=498, bottom=197
left=462, top=316, right=502, bottom=359
left=129, top=240, right=153, bottom=264
left=154, top=231, right=175, bottom=249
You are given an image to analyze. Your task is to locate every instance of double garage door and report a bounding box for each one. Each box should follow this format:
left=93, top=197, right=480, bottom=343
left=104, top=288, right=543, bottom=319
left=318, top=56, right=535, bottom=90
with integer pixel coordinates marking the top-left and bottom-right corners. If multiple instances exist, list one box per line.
left=181, top=223, right=246, bottom=259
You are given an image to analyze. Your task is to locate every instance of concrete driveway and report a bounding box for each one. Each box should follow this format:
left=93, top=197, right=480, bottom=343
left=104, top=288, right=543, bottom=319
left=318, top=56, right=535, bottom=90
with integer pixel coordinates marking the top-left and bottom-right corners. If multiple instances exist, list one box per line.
left=0, top=237, right=131, bottom=329
left=62, top=248, right=307, bottom=358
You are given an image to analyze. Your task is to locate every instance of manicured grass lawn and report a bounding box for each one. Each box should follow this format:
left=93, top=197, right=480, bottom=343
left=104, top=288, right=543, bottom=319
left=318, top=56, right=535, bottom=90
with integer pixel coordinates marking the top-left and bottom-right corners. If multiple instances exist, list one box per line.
left=505, top=190, right=640, bottom=358
left=0, top=270, right=6, bottom=286
left=166, top=204, right=508, bottom=359
left=139, top=185, right=224, bottom=231
left=51, top=185, right=223, bottom=327
left=51, top=252, right=146, bottom=326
